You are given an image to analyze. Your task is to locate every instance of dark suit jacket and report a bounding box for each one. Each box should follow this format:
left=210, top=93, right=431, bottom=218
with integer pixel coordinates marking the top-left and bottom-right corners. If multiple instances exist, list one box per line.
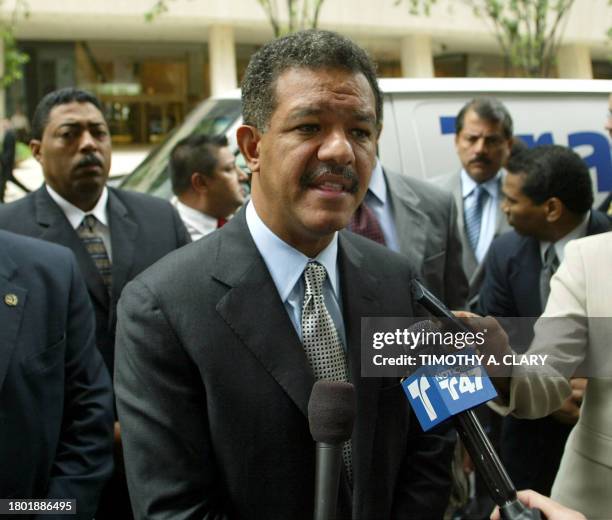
left=477, top=210, right=611, bottom=494
left=0, top=231, right=114, bottom=518
left=478, top=210, right=611, bottom=318
left=115, top=210, right=454, bottom=520
left=0, top=186, right=191, bottom=374
left=385, top=170, right=468, bottom=309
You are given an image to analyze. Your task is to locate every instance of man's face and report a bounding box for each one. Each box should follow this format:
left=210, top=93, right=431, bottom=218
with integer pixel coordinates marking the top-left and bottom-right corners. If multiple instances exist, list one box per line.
left=501, top=172, right=549, bottom=238
left=31, top=101, right=111, bottom=208
left=455, top=109, right=512, bottom=183
left=605, top=93, right=612, bottom=139
left=206, top=146, right=248, bottom=218
left=239, top=67, right=379, bottom=255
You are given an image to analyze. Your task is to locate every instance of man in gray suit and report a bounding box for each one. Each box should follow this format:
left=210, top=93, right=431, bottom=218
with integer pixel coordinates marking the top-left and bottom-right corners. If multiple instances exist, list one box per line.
left=115, top=29, right=454, bottom=519
left=432, top=98, right=513, bottom=308
left=354, top=158, right=468, bottom=309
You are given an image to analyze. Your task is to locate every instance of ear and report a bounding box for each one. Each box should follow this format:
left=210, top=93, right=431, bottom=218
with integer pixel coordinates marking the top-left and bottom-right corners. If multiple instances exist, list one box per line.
left=545, top=197, right=563, bottom=222
left=190, top=172, right=209, bottom=194
left=237, top=125, right=262, bottom=174
left=29, top=139, right=42, bottom=163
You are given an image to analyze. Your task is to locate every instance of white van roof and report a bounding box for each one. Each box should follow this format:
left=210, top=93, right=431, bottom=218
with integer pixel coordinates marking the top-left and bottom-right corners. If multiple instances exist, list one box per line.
left=215, top=77, right=612, bottom=100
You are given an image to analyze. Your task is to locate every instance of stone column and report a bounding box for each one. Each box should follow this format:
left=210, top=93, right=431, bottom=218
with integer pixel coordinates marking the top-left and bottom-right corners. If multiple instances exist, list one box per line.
left=557, top=44, right=593, bottom=79
left=400, top=34, right=434, bottom=78
left=208, top=25, right=237, bottom=96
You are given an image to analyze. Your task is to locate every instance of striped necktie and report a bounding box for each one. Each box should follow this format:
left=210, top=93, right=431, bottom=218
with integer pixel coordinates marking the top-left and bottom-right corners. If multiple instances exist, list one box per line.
left=301, top=261, right=353, bottom=483
left=77, top=214, right=112, bottom=291
left=465, top=185, right=488, bottom=253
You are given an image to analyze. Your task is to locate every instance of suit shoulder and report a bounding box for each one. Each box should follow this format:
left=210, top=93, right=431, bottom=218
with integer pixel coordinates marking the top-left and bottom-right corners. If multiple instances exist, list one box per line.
left=569, top=231, right=612, bottom=256
left=110, top=188, right=175, bottom=212
left=488, top=230, right=527, bottom=262
left=0, top=229, right=74, bottom=268
left=0, top=192, right=35, bottom=221
left=401, top=175, right=454, bottom=205
left=341, top=230, right=416, bottom=272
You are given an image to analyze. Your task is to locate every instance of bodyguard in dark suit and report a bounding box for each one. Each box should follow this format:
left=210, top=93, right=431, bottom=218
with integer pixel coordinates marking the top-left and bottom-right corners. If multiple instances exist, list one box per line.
left=0, top=230, right=113, bottom=517
left=115, top=30, right=454, bottom=519
left=479, top=144, right=611, bottom=495
left=0, top=88, right=190, bottom=518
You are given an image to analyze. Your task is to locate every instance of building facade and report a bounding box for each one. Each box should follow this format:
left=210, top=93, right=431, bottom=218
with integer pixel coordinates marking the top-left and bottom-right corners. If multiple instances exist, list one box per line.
left=2, top=0, right=610, bottom=143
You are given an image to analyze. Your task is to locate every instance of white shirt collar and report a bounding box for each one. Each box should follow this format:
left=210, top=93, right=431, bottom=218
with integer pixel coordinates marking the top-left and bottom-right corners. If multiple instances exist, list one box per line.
left=368, top=159, right=387, bottom=205
left=172, top=197, right=217, bottom=239
left=460, top=169, right=503, bottom=198
left=245, top=200, right=339, bottom=303
left=540, top=211, right=591, bottom=264
left=46, top=184, right=109, bottom=229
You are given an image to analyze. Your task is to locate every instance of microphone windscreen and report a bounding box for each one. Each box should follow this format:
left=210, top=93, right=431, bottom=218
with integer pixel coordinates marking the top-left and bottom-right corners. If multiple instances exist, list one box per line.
left=308, top=381, right=356, bottom=444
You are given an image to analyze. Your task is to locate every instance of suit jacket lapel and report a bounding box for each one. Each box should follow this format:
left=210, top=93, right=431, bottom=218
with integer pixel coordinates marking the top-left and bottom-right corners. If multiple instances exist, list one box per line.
left=107, top=189, right=138, bottom=299
left=0, top=247, right=27, bottom=393
left=213, top=212, right=315, bottom=418
left=34, top=187, right=109, bottom=311
left=384, top=169, right=427, bottom=269
left=337, top=232, right=383, bottom=513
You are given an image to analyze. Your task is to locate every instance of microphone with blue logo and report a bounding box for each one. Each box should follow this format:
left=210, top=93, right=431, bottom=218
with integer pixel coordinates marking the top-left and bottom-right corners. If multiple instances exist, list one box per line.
left=406, top=280, right=541, bottom=520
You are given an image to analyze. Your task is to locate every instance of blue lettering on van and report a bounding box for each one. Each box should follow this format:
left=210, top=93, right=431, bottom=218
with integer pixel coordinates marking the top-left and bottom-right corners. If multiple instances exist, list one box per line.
left=440, top=116, right=612, bottom=192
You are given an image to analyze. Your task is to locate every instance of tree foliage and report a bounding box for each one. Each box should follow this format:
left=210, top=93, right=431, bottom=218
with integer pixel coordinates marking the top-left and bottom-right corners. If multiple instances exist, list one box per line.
left=398, top=0, right=577, bottom=77
left=1, top=0, right=29, bottom=88
left=146, top=0, right=325, bottom=37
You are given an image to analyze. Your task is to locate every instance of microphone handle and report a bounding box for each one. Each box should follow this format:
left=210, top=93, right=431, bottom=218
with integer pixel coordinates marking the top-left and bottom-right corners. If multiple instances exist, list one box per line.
left=313, top=442, right=343, bottom=520
left=453, top=409, right=541, bottom=520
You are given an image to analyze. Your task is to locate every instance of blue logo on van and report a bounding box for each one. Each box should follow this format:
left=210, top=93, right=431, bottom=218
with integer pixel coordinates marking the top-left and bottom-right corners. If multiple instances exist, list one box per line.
left=440, top=116, right=612, bottom=192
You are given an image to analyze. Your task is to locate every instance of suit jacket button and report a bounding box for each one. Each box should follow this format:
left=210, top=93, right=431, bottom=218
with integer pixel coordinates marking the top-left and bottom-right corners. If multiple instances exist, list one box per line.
left=4, top=294, right=18, bottom=306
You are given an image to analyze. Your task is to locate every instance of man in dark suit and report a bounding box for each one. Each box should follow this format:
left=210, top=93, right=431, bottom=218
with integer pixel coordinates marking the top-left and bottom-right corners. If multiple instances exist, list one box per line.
left=0, top=87, right=191, bottom=518
left=115, top=30, right=454, bottom=519
left=0, top=230, right=113, bottom=517
left=478, top=144, right=610, bottom=495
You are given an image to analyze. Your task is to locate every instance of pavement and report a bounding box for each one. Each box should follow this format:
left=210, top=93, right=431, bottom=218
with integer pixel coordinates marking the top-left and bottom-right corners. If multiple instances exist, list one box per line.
left=3, top=145, right=153, bottom=203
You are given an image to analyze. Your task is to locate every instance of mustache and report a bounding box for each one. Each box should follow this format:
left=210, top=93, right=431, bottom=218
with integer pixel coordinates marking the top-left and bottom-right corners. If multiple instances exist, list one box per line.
left=469, top=155, right=492, bottom=165
left=300, top=164, right=359, bottom=194
left=75, top=154, right=103, bottom=169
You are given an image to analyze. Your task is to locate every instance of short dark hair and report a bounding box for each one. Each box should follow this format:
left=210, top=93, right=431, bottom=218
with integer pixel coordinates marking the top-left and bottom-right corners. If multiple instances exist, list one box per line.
left=455, top=97, right=513, bottom=139
left=170, top=134, right=228, bottom=195
left=507, top=144, right=593, bottom=214
left=241, top=29, right=382, bottom=131
left=31, top=88, right=104, bottom=140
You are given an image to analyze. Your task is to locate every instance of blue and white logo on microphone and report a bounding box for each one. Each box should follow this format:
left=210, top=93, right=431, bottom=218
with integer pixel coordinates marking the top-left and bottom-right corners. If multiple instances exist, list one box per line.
left=401, top=352, right=497, bottom=431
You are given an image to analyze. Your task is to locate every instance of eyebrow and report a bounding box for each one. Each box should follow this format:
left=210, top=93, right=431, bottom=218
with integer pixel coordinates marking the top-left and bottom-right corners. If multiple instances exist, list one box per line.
left=58, top=121, right=107, bottom=129
left=287, top=107, right=376, bottom=125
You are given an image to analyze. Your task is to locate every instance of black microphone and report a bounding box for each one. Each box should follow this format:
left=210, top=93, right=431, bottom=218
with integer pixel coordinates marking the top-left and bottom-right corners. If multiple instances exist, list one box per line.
left=308, top=380, right=356, bottom=520
left=409, top=279, right=541, bottom=520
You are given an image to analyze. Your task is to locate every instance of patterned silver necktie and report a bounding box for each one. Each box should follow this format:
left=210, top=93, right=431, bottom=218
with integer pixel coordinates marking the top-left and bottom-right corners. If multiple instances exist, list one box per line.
left=301, top=261, right=353, bottom=483
left=539, top=244, right=559, bottom=310
left=465, top=185, right=489, bottom=253
left=77, top=214, right=112, bottom=291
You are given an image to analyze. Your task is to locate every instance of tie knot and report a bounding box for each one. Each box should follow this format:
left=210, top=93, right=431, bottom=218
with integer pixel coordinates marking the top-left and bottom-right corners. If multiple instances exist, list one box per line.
left=80, top=214, right=97, bottom=232
left=474, top=185, right=488, bottom=204
left=304, top=261, right=327, bottom=297
left=543, top=244, right=559, bottom=269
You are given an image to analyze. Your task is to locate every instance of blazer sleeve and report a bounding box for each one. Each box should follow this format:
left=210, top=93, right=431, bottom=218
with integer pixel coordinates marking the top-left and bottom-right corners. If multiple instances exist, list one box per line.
left=491, top=242, right=590, bottom=418
left=115, top=279, right=230, bottom=520
left=41, top=253, right=114, bottom=520
left=443, top=192, right=469, bottom=310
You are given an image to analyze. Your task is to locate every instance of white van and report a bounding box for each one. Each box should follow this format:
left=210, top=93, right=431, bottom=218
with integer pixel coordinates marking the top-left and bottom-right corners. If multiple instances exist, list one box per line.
left=120, top=78, right=612, bottom=203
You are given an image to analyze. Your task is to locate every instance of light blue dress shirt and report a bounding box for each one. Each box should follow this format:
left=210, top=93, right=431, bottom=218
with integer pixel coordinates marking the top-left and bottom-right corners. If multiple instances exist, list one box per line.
left=245, top=201, right=347, bottom=347
left=461, top=169, right=503, bottom=263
